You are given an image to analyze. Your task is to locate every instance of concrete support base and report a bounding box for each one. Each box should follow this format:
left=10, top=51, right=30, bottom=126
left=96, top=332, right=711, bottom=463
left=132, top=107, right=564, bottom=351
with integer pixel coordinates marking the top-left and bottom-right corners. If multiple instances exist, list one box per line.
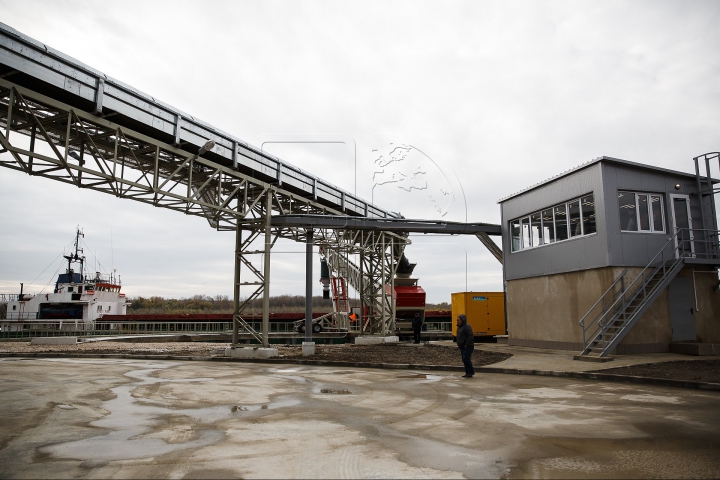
left=354, top=336, right=399, bottom=345
left=670, top=342, right=720, bottom=356
left=573, top=355, right=614, bottom=363
left=225, top=347, right=278, bottom=359
left=302, top=342, right=315, bottom=356
left=31, top=337, right=77, bottom=345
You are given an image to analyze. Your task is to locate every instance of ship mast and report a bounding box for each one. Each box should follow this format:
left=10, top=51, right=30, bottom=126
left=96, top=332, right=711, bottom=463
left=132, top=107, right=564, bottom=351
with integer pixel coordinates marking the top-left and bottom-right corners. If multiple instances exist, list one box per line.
left=62, top=227, right=85, bottom=283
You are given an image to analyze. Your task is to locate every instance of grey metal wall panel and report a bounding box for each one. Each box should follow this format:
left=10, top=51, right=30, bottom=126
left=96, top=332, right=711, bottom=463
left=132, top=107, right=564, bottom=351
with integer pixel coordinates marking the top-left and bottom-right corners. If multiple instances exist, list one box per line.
left=501, top=163, right=609, bottom=280
left=603, top=162, right=703, bottom=266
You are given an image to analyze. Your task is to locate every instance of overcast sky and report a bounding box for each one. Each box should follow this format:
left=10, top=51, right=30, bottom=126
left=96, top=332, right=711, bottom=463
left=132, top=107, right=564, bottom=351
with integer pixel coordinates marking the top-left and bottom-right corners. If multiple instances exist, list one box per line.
left=1, top=0, right=719, bottom=303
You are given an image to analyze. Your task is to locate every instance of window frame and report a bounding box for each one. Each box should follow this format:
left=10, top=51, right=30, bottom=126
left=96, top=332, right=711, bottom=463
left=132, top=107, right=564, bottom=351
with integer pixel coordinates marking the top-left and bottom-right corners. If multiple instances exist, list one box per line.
left=618, top=191, right=666, bottom=234
left=509, top=193, right=597, bottom=253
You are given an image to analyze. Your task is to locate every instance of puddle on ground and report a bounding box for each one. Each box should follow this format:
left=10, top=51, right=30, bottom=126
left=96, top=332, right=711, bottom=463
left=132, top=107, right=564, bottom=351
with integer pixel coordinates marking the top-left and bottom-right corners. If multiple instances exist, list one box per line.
left=396, top=373, right=445, bottom=382
left=490, top=388, right=582, bottom=400
left=230, top=396, right=302, bottom=412
left=512, top=384, right=546, bottom=389
left=40, top=363, right=300, bottom=462
left=620, top=394, right=682, bottom=404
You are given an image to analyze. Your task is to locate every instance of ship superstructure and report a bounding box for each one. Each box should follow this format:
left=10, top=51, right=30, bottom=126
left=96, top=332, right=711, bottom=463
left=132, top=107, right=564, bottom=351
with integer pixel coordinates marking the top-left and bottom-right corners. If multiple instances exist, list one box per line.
left=0, top=228, right=129, bottom=330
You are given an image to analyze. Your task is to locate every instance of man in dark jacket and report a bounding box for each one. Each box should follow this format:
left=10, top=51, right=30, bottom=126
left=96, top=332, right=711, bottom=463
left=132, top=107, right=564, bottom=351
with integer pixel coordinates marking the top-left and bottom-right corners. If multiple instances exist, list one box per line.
left=456, top=314, right=474, bottom=378
left=411, top=312, right=423, bottom=344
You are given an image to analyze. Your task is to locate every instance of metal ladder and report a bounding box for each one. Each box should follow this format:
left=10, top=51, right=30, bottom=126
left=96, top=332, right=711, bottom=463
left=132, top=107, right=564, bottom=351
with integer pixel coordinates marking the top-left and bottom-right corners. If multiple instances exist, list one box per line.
left=331, top=276, right=349, bottom=314
left=578, top=228, right=717, bottom=357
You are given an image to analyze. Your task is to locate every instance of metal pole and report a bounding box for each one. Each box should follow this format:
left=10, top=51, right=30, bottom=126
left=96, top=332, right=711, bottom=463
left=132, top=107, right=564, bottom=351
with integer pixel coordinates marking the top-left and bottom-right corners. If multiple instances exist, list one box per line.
left=232, top=222, right=241, bottom=347
left=706, top=156, right=719, bottom=237
left=261, top=191, right=272, bottom=348
left=305, top=229, right=313, bottom=342
left=381, top=234, right=387, bottom=336
left=359, top=250, right=364, bottom=334
left=390, top=237, right=396, bottom=334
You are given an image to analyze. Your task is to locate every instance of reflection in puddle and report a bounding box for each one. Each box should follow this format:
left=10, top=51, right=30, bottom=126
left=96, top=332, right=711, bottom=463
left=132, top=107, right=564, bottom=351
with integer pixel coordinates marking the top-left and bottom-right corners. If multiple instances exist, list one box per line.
left=42, top=364, right=229, bottom=461
left=396, top=374, right=444, bottom=382
left=620, top=394, right=682, bottom=404
left=230, top=395, right=301, bottom=412
left=41, top=365, right=300, bottom=463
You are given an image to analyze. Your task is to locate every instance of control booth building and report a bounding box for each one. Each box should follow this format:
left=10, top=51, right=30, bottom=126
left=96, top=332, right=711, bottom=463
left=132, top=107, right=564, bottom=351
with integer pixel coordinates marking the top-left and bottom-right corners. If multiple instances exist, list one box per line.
left=499, top=156, right=720, bottom=355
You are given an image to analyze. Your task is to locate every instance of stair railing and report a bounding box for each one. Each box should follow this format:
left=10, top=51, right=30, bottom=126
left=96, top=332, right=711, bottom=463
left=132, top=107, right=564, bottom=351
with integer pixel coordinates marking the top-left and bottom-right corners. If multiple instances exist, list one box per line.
left=578, top=228, right=712, bottom=352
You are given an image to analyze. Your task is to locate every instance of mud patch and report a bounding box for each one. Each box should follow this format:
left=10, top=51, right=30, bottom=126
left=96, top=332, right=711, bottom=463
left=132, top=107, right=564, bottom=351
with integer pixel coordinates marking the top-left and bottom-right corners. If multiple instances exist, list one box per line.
left=321, top=389, right=352, bottom=394
left=506, top=433, right=720, bottom=479
left=182, top=468, right=239, bottom=479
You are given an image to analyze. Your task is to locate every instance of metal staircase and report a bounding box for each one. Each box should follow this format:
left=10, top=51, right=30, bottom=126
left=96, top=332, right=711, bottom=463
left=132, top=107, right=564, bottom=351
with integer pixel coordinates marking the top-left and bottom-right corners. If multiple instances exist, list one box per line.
left=579, top=228, right=720, bottom=357
left=323, top=247, right=399, bottom=334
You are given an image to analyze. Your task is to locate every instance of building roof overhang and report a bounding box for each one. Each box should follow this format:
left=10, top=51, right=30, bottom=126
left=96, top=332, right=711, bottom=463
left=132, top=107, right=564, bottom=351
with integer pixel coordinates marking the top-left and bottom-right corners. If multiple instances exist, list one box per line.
left=498, top=156, right=719, bottom=204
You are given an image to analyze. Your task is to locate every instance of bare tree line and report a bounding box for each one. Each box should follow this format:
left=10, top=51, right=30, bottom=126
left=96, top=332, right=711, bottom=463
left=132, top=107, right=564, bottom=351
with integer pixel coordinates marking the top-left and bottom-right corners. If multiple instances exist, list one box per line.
left=128, top=295, right=450, bottom=314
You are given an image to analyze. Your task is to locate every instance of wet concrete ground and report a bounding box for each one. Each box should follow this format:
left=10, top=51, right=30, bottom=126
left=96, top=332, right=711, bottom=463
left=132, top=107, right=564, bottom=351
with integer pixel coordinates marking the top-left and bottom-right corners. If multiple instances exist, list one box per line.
left=1, top=358, right=718, bottom=479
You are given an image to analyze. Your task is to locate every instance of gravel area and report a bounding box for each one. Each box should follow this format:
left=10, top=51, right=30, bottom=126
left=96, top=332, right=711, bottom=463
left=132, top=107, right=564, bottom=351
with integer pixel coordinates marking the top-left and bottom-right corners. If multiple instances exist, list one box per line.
left=594, top=358, right=720, bottom=384
left=271, top=343, right=512, bottom=367
left=0, top=341, right=225, bottom=357
left=0, top=341, right=511, bottom=368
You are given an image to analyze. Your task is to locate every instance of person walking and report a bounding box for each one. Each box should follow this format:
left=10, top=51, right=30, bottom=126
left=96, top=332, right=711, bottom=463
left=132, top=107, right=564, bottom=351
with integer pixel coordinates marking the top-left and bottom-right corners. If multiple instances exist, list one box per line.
left=456, top=314, right=474, bottom=378
left=411, top=312, right=423, bottom=344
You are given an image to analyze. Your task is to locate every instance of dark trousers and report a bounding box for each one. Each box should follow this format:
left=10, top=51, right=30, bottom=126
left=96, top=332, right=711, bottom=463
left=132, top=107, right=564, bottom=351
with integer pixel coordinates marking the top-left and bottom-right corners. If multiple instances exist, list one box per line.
left=413, top=329, right=421, bottom=344
left=460, top=345, right=474, bottom=376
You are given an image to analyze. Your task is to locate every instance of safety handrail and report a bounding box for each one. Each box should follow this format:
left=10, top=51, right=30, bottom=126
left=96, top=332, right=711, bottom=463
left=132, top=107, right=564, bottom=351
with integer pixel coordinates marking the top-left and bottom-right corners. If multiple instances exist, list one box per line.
left=579, top=227, right=719, bottom=350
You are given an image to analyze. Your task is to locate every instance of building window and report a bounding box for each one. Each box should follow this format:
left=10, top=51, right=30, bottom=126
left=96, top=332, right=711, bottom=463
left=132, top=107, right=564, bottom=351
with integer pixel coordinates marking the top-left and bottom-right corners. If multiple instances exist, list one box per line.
left=510, top=193, right=597, bottom=252
left=618, top=191, right=665, bottom=233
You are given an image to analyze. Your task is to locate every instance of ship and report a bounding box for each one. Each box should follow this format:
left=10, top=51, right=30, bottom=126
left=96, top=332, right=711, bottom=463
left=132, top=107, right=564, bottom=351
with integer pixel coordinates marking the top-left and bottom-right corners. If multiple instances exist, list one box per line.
left=0, top=227, right=130, bottom=331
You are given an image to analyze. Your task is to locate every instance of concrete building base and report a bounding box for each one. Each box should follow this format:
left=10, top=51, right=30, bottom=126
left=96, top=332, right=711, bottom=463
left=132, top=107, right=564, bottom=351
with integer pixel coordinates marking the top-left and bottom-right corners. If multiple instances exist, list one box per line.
left=506, top=266, right=720, bottom=355
left=302, top=342, right=315, bottom=356
left=355, top=336, right=399, bottom=345
left=670, top=342, right=720, bottom=356
left=224, top=347, right=278, bottom=359
left=31, top=337, right=77, bottom=345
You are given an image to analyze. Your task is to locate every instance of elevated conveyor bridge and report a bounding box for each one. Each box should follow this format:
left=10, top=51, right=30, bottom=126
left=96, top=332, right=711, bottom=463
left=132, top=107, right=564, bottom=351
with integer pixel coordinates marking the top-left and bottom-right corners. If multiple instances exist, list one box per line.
left=0, top=23, right=502, bottom=347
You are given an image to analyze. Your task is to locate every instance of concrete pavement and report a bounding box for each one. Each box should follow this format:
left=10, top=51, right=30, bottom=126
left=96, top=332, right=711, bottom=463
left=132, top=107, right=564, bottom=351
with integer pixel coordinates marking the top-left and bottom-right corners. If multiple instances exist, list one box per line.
left=1, top=357, right=718, bottom=478
left=433, top=340, right=718, bottom=373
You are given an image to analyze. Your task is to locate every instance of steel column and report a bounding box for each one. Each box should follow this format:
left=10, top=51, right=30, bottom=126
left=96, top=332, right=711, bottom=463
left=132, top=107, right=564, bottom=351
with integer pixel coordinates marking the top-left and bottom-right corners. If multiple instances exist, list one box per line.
left=261, top=191, right=272, bottom=347
left=305, top=229, right=313, bottom=342
left=232, top=217, right=241, bottom=347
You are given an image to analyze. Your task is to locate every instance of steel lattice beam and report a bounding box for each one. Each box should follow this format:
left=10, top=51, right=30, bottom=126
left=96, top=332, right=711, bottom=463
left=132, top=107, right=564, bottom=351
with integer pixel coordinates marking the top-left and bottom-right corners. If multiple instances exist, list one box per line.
left=0, top=80, right=412, bottom=344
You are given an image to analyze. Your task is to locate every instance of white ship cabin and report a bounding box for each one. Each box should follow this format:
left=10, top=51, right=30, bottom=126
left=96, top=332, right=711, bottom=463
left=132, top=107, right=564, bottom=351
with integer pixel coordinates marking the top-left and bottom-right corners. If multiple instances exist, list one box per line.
left=1, top=272, right=129, bottom=331
left=0, top=228, right=130, bottom=331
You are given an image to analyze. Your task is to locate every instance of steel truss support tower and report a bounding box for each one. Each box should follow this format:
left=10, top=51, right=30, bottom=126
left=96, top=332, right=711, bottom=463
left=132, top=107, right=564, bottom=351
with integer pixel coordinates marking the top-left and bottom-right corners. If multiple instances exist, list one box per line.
left=0, top=81, right=410, bottom=345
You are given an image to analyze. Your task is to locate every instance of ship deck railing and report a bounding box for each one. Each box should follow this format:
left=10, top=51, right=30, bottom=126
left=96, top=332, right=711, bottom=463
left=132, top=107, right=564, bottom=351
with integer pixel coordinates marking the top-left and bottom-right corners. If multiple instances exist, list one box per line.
left=0, top=320, right=453, bottom=340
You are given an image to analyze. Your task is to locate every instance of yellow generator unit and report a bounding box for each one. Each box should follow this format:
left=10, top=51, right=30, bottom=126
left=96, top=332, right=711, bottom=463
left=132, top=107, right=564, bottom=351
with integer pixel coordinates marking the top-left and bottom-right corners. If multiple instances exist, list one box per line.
left=451, top=292, right=506, bottom=337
